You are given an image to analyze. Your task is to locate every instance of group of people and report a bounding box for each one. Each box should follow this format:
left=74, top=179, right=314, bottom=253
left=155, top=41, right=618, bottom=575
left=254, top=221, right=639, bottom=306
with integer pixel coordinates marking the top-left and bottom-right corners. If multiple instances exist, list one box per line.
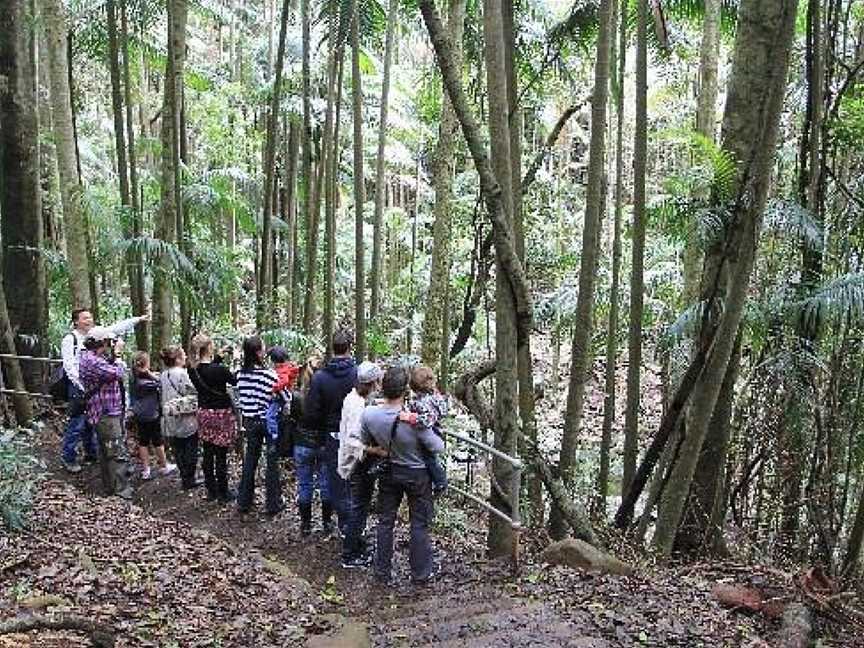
left=58, top=308, right=448, bottom=585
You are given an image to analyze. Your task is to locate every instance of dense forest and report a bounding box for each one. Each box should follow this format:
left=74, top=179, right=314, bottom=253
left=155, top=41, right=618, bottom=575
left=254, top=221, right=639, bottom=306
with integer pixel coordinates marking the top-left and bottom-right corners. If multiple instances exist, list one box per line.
left=3, top=0, right=864, bottom=645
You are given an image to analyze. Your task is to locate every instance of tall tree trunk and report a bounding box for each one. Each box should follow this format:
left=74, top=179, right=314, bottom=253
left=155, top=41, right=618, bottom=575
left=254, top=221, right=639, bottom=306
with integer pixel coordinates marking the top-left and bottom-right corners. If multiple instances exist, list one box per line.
left=284, top=118, right=300, bottom=324
left=300, top=0, right=316, bottom=335
left=550, top=0, right=614, bottom=540
left=322, top=12, right=342, bottom=352
left=370, top=0, right=398, bottom=325
left=0, top=0, right=46, bottom=393
left=351, top=0, right=367, bottom=359
left=121, top=0, right=148, bottom=350
left=502, top=0, right=540, bottom=527
left=676, top=332, right=742, bottom=553
left=683, top=0, right=722, bottom=302
left=0, top=273, right=32, bottom=427
left=257, top=0, right=291, bottom=328
left=483, top=0, right=520, bottom=557
left=151, top=0, right=188, bottom=356
left=596, top=0, right=626, bottom=518
left=653, top=0, right=799, bottom=557
left=41, top=0, right=91, bottom=309
left=421, top=0, right=467, bottom=372
left=621, top=0, right=648, bottom=500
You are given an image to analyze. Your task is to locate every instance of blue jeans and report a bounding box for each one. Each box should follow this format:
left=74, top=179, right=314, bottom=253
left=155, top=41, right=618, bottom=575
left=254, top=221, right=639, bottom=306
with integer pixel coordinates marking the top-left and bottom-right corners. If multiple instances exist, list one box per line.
left=294, top=443, right=330, bottom=507
left=324, top=434, right=350, bottom=533
left=62, top=384, right=97, bottom=463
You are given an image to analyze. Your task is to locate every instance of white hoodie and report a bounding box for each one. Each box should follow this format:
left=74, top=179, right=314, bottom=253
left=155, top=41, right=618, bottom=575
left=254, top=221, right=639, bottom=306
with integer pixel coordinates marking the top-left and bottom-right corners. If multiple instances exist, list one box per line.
left=337, top=389, right=370, bottom=480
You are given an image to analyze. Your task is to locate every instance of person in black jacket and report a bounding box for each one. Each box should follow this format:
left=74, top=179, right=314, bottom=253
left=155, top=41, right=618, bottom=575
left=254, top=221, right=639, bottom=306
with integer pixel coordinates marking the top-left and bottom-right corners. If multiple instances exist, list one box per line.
left=303, top=331, right=357, bottom=535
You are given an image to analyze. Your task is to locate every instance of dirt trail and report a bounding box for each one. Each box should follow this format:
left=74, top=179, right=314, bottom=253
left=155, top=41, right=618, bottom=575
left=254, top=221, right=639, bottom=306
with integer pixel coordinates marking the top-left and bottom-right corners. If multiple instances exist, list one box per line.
left=33, top=427, right=613, bottom=647
left=21, top=427, right=777, bottom=647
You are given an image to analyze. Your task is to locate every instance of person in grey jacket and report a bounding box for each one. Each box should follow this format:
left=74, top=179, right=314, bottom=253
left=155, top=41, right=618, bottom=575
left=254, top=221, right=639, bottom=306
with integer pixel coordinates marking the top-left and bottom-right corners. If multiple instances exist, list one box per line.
left=360, top=365, right=444, bottom=585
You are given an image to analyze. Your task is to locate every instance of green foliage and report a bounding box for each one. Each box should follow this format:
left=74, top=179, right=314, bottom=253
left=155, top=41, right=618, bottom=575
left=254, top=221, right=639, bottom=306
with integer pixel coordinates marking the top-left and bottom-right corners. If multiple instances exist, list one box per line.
left=796, top=272, right=864, bottom=334
left=0, top=436, right=44, bottom=532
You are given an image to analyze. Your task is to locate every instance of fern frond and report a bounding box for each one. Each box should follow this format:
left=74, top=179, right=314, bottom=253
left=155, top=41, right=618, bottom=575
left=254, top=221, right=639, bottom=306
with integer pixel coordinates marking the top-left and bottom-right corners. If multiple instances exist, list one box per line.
left=117, top=236, right=197, bottom=278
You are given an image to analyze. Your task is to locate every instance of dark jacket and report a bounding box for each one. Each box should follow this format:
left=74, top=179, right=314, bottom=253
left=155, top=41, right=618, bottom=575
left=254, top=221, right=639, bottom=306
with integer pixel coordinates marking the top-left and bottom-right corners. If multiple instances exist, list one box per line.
left=303, top=356, right=357, bottom=434
left=130, top=371, right=161, bottom=422
left=189, top=361, right=236, bottom=410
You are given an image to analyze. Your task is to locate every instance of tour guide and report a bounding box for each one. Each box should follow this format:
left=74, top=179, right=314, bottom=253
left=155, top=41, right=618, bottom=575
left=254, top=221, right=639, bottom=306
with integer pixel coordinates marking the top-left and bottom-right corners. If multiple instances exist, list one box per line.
left=78, top=327, right=134, bottom=499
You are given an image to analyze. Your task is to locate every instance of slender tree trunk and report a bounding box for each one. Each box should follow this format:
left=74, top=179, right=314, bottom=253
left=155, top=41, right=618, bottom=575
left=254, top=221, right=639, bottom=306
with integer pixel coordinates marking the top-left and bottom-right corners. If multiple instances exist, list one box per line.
left=501, top=0, right=540, bottom=526
left=151, top=0, right=188, bottom=356
left=323, top=11, right=341, bottom=352
left=550, top=0, right=614, bottom=540
left=41, top=0, right=91, bottom=309
left=653, top=0, right=799, bottom=557
left=596, top=0, right=626, bottom=518
left=421, top=0, right=467, bottom=373
left=482, top=0, right=520, bottom=557
left=121, top=0, right=147, bottom=350
left=300, top=0, right=316, bottom=334
left=284, top=118, right=300, bottom=324
left=370, top=0, right=399, bottom=325
left=0, top=0, right=46, bottom=393
left=621, top=0, right=648, bottom=500
left=683, top=0, right=722, bottom=302
left=352, top=0, right=367, bottom=358
left=257, top=0, right=291, bottom=328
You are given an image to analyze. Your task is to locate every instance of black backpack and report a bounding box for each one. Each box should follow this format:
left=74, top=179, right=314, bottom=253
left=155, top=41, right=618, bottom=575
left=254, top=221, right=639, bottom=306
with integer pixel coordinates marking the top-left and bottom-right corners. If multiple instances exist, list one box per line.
left=47, top=333, right=75, bottom=401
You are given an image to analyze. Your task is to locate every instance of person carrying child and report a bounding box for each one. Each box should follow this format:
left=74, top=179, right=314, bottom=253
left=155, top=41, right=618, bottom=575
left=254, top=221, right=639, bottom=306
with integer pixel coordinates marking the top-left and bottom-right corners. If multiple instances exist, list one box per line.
left=399, top=365, right=449, bottom=496
left=129, top=351, right=176, bottom=481
left=264, top=346, right=299, bottom=458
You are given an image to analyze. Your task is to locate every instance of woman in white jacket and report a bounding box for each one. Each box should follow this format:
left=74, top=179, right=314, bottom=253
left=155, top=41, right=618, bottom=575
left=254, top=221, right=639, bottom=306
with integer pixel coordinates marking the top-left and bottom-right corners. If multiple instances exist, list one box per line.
left=338, top=361, right=387, bottom=568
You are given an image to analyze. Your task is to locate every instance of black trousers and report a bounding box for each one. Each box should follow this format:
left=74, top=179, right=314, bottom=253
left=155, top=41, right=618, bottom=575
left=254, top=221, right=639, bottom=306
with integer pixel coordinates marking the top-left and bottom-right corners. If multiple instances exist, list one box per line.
left=342, top=469, right=376, bottom=560
left=171, top=434, right=199, bottom=488
left=374, top=465, right=434, bottom=582
left=202, top=441, right=229, bottom=497
left=237, top=418, right=282, bottom=514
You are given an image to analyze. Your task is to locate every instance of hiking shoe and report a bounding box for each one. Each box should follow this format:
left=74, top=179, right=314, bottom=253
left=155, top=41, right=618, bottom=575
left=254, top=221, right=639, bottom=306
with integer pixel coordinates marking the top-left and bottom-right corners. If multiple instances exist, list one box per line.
left=141, top=466, right=152, bottom=481
left=159, top=463, right=177, bottom=476
left=341, top=554, right=373, bottom=570
left=61, top=458, right=82, bottom=474
left=218, top=489, right=237, bottom=504
left=117, top=487, right=134, bottom=500
left=83, top=454, right=98, bottom=465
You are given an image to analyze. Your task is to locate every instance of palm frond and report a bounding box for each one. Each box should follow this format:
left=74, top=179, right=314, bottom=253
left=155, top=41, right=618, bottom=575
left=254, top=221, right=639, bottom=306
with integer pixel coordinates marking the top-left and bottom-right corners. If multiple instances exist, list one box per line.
left=762, top=199, right=824, bottom=253
left=796, top=272, right=864, bottom=333
left=661, top=298, right=722, bottom=348
left=118, top=236, right=197, bottom=278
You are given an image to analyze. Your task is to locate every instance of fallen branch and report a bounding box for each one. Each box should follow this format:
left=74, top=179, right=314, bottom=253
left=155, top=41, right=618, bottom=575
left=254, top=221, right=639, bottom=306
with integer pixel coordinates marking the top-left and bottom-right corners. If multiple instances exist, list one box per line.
left=0, top=614, right=115, bottom=647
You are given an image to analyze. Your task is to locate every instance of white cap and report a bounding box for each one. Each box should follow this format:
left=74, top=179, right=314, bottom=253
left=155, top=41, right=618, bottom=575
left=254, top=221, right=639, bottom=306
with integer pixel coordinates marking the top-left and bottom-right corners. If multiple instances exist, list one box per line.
left=357, top=361, right=383, bottom=384
left=84, top=326, right=117, bottom=343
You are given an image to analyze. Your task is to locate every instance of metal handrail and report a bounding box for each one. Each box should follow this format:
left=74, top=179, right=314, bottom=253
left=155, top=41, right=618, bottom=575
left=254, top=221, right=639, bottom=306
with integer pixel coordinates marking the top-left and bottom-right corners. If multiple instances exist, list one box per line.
left=0, top=353, right=63, bottom=365
left=443, top=428, right=521, bottom=531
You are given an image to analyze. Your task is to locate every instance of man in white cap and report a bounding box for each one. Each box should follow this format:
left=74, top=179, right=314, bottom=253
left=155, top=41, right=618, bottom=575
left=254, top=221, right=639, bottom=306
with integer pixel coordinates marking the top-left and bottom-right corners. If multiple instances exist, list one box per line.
left=338, top=360, right=387, bottom=568
left=78, top=326, right=133, bottom=499
left=60, top=308, right=147, bottom=473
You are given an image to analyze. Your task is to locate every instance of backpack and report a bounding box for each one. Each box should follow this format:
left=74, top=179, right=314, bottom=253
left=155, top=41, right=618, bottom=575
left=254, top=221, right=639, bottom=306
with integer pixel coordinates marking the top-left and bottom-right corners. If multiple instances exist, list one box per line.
left=47, top=333, right=76, bottom=401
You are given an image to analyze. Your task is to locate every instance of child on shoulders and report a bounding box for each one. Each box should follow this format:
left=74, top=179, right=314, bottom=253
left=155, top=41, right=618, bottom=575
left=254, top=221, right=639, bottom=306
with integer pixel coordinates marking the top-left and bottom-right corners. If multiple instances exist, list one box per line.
left=400, top=365, right=448, bottom=496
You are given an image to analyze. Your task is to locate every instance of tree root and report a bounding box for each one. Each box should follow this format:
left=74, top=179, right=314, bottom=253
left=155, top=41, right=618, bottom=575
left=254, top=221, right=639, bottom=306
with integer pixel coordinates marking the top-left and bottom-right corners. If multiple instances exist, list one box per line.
left=0, top=614, right=116, bottom=647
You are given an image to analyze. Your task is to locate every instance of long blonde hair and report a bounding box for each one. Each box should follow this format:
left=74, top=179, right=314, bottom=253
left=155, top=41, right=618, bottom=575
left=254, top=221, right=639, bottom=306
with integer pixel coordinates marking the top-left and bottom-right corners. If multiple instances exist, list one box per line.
left=189, top=334, right=213, bottom=368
